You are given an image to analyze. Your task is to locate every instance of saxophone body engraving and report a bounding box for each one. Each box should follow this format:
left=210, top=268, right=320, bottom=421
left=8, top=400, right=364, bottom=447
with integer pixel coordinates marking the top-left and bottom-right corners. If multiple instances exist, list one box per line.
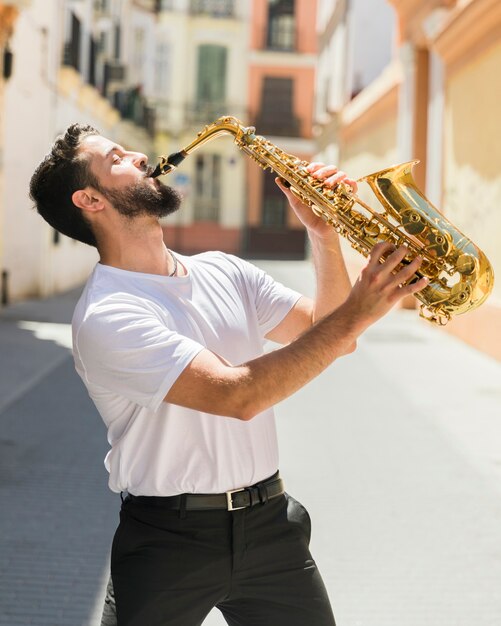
left=152, top=116, right=494, bottom=325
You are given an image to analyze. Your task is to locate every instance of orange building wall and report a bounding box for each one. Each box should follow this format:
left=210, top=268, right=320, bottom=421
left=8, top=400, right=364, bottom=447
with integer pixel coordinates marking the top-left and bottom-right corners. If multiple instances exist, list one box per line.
left=250, top=0, right=317, bottom=53
left=247, top=162, right=262, bottom=228
left=250, top=0, right=268, bottom=49
left=246, top=0, right=317, bottom=256
left=162, top=224, right=241, bottom=255
left=296, top=0, right=318, bottom=53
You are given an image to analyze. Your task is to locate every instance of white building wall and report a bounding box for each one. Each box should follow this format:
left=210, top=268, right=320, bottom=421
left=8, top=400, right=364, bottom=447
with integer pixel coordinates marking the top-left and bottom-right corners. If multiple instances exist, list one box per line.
left=346, top=0, right=395, bottom=97
left=2, top=0, right=97, bottom=301
left=315, top=0, right=395, bottom=121
left=1, top=0, right=252, bottom=301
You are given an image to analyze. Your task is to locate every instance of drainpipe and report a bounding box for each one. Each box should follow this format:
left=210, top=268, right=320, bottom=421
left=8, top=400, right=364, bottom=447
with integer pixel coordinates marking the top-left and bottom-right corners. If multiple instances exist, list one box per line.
left=1, top=269, right=8, bottom=306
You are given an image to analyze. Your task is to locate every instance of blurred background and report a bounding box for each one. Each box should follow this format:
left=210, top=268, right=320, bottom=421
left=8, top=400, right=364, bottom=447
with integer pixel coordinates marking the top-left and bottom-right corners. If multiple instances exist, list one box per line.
left=1, top=3, right=501, bottom=626
left=0, top=0, right=500, bottom=360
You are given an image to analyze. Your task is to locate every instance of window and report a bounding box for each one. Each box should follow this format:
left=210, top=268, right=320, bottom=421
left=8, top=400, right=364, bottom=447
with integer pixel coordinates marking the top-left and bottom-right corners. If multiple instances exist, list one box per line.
left=256, top=76, right=299, bottom=136
left=88, top=36, right=97, bottom=86
left=154, top=40, right=170, bottom=95
left=196, top=44, right=227, bottom=104
left=98, top=31, right=108, bottom=55
left=114, top=23, right=121, bottom=60
left=267, top=0, right=295, bottom=51
left=94, top=0, right=111, bottom=14
left=63, top=12, right=81, bottom=71
left=194, top=154, right=221, bottom=221
left=262, top=171, right=287, bottom=228
left=132, top=28, right=145, bottom=84
left=156, top=0, right=175, bottom=11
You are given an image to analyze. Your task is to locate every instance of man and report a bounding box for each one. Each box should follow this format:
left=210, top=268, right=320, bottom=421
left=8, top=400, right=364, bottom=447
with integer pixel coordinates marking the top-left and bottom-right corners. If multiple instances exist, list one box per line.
left=30, top=124, right=427, bottom=626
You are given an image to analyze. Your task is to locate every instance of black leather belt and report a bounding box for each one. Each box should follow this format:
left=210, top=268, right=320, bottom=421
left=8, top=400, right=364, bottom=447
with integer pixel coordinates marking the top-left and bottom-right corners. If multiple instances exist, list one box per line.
left=127, top=473, right=284, bottom=512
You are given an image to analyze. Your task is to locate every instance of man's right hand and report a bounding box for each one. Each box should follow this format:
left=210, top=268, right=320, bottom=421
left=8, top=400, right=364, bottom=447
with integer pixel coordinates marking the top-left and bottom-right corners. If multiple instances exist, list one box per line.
left=341, top=241, right=428, bottom=334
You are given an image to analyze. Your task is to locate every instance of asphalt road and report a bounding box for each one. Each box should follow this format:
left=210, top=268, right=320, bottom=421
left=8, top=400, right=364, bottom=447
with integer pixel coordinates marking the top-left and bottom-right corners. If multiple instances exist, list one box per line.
left=1, top=260, right=500, bottom=626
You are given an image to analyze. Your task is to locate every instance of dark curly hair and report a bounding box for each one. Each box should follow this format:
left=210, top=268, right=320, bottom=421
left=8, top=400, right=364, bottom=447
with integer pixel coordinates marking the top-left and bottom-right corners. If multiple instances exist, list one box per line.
left=29, top=124, right=102, bottom=247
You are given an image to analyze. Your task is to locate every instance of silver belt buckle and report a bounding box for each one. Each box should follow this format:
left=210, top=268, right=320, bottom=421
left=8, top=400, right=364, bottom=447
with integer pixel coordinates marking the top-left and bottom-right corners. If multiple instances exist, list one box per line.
left=226, top=487, right=247, bottom=511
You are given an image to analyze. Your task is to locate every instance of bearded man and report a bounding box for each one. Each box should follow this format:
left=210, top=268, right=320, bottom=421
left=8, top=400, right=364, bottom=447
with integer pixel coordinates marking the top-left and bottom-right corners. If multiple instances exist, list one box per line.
left=29, top=124, right=427, bottom=626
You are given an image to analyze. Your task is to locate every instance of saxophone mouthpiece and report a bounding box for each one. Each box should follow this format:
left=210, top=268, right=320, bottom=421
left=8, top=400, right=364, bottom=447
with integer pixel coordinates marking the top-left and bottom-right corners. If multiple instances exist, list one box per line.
left=150, top=150, right=188, bottom=178
left=151, top=163, right=163, bottom=178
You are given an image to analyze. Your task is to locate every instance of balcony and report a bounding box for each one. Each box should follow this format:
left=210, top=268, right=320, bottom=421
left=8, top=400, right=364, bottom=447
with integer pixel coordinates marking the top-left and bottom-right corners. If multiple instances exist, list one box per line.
left=185, top=101, right=244, bottom=125
left=113, top=87, right=156, bottom=136
left=103, top=60, right=127, bottom=95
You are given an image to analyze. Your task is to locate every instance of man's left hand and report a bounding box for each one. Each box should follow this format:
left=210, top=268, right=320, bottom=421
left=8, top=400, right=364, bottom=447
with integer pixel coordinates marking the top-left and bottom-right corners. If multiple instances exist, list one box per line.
left=275, top=162, right=358, bottom=241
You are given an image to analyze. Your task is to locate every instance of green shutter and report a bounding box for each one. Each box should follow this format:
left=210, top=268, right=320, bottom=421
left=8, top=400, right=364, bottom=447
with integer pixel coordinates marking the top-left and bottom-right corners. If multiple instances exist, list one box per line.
left=196, top=45, right=227, bottom=103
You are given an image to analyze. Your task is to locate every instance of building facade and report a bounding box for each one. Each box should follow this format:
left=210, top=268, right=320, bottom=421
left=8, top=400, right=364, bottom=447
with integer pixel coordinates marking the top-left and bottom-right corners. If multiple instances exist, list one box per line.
left=245, top=0, right=318, bottom=258
left=155, top=0, right=251, bottom=256
left=315, top=0, right=501, bottom=360
left=159, top=0, right=319, bottom=260
left=1, top=0, right=160, bottom=302
left=1, top=0, right=320, bottom=303
left=0, top=0, right=29, bottom=304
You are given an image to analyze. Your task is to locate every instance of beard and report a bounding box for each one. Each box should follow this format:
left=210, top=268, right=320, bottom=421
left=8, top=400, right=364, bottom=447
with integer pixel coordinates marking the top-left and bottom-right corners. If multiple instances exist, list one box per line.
left=99, top=169, right=182, bottom=220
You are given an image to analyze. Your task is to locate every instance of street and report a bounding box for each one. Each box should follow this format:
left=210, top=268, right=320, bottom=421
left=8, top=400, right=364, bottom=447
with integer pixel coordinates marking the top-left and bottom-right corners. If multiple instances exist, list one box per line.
left=1, top=260, right=501, bottom=626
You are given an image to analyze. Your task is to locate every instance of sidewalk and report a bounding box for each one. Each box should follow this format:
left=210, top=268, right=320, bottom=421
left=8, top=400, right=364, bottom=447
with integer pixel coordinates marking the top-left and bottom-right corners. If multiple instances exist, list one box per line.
left=260, top=260, right=501, bottom=626
left=0, top=287, right=79, bottom=414
left=1, top=262, right=501, bottom=626
left=0, top=286, right=116, bottom=626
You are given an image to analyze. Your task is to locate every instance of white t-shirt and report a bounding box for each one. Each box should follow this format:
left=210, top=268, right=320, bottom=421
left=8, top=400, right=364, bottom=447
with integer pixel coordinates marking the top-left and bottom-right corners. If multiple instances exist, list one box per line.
left=72, top=251, right=301, bottom=496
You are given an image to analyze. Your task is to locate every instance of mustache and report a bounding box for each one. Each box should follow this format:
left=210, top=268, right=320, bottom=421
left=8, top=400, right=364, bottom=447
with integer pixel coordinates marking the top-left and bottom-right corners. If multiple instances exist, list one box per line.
left=144, top=164, right=157, bottom=178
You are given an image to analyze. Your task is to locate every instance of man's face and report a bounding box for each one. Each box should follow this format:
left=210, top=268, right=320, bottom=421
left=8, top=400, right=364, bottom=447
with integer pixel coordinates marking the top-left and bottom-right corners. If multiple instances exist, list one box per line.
left=79, top=134, right=181, bottom=219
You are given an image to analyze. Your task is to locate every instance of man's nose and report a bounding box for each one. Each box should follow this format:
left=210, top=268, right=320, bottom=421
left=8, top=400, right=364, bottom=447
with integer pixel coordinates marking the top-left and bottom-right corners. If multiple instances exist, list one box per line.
left=132, top=152, right=148, bottom=169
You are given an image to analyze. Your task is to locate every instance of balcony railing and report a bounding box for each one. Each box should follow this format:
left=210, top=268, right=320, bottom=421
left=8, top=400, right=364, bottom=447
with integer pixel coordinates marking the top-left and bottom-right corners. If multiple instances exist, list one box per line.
left=103, top=60, right=127, bottom=96
left=155, top=0, right=175, bottom=10
left=154, top=100, right=247, bottom=131
left=185, top=101, right=242, bottom=125
left=189, top=0, right=235, bottom=19
left=62, top=41, right=79, bottom=72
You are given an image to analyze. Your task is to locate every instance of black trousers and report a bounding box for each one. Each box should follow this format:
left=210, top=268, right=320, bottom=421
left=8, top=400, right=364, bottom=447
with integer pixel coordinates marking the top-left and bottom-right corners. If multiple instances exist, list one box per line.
left=108, top=491, right=336, bottom=626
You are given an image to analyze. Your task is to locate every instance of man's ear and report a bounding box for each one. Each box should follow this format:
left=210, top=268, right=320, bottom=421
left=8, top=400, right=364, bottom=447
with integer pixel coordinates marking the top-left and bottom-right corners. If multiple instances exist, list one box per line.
left=72, top=187, right=105, bottom=214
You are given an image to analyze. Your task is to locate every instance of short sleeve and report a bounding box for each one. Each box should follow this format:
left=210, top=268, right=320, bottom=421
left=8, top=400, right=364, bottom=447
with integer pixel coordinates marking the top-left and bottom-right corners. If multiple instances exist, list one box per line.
left=229, top=256, right=302, bottom=336
left=74, top=298, right=204, bottom=412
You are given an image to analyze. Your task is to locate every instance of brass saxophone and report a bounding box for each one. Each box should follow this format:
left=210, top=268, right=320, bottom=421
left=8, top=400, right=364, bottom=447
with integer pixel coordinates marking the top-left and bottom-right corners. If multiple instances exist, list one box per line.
left=151, top=116, right=494, bottom=325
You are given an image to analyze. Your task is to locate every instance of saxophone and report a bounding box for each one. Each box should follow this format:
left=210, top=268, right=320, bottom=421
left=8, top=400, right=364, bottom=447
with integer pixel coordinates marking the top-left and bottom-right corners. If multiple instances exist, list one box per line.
left=151, top=116, right=494, bottom=325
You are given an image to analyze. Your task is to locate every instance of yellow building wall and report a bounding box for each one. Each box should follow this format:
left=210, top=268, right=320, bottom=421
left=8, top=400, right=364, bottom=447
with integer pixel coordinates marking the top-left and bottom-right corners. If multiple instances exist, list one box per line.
left=443, top=40, right=501, bottom=304
left=341, top=116, right=399, bottom=182
left=338, top=114, right=399, bottom=278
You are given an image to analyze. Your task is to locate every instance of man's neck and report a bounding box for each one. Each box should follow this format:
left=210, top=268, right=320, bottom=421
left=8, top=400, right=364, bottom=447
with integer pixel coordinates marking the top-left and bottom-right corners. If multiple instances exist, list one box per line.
left=97, top=220, right=176, bottom=276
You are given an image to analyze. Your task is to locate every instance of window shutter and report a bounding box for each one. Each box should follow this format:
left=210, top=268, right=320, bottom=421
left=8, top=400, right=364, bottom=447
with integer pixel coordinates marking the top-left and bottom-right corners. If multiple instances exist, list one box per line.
left=196, top=45, right=227, bottom=103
